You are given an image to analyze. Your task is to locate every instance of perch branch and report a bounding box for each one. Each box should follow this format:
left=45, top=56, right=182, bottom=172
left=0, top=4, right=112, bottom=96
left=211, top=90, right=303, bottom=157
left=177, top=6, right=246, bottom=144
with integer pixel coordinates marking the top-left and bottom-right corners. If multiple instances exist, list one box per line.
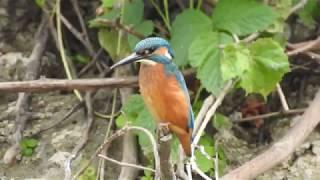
left=0, top=77, right=138, bottom=92
left=221, top=89, right=320, bottom=180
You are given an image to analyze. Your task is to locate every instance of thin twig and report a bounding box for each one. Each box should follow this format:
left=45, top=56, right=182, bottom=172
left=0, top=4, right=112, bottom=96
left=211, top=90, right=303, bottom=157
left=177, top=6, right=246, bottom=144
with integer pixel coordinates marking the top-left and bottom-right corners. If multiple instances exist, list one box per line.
left=193, top=81, right=234, bottom=145
left=233, top=108, right=306, bottom=122
left=70, top=0, right=94, bottom=55
left=287, top=36, right=320, bottom=56
left=98, top=154, right=155, bottom=172
left=31, top=102, right=83, bottom=135
left=60, top=14, right=95, bottom=56
left=96, top=18, right=145, bottom=39
left=72, top=126, right=129, bottom=179
left=276, top=83, right=290, bottom=111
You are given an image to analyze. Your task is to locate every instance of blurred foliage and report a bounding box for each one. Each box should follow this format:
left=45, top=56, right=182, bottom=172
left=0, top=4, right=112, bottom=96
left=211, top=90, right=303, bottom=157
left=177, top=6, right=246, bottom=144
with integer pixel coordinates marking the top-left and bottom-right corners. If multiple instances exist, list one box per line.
left=78, top=165, right=96, bottom=180
left=20, top=138, right=38, bottom=157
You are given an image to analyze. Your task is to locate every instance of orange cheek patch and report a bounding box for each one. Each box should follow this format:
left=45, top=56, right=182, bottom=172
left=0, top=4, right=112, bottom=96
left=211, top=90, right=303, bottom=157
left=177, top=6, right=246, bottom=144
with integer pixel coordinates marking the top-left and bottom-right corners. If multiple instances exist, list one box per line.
left=154, top=47, right=167, bottom=56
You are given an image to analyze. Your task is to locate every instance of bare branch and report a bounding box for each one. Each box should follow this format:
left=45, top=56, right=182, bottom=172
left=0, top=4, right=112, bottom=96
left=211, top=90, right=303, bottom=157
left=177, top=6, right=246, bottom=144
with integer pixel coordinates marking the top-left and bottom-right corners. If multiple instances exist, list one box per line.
left=233, top=108, right=306, bottom=122
left=287, top=36, right=320, bottom=56
left=98, top=154, right=155, bottom=172
left=192, top=81, right=234, bottom=145
left=276, top=83, right=290, bottom=111
left=0, top=77, right=138, bottom=93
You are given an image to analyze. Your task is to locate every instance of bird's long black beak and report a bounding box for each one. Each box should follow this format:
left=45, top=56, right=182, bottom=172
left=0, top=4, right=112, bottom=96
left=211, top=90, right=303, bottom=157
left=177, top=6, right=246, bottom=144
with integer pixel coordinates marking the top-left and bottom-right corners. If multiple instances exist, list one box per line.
left=110, top=53, right=144, bottom=70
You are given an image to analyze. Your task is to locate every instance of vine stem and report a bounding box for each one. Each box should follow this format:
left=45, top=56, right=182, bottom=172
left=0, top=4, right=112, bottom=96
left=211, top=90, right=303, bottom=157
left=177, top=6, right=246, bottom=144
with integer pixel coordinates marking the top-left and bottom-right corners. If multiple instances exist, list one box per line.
left=56, top=0, right=83, bottom=102
left=149, top=0, right=171, bottom=31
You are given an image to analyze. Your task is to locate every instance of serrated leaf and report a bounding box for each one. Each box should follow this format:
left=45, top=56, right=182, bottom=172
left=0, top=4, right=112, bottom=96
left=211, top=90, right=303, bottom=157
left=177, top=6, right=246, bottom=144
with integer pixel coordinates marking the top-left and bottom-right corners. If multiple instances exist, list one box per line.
left=128, top=20, right=154, bottom=49
left=221, top=43, right=251, bottom=81
left=235, top=38, right=290, bottom=96
left=171, top=9, right=212, bottom=66
left=188, top=31, right=233, bottom=95
left=212, top=0, right=278, bottom=35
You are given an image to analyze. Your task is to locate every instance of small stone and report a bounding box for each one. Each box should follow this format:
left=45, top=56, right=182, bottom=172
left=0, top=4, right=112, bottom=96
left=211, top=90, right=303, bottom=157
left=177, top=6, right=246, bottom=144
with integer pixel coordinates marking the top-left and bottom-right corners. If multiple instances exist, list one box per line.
left=48, top=151, right=71, bottom=167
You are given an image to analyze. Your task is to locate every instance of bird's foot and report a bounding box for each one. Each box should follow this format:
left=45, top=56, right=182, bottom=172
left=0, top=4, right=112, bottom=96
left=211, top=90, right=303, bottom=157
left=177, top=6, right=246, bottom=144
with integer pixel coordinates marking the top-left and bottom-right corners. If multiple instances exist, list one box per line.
left=157, top=122, right=172, bottom=142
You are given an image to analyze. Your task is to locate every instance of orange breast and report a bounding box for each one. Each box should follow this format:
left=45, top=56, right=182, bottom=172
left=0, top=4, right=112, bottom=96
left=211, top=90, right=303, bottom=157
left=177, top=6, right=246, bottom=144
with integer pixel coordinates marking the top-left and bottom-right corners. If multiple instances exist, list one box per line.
left=139, top=63, right=191, bottom=155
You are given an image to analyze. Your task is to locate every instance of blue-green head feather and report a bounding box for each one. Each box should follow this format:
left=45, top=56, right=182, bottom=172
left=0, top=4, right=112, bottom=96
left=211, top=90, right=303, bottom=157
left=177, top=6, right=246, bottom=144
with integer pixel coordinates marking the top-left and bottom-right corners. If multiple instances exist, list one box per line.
left=134, top=37, right=175, bottom=58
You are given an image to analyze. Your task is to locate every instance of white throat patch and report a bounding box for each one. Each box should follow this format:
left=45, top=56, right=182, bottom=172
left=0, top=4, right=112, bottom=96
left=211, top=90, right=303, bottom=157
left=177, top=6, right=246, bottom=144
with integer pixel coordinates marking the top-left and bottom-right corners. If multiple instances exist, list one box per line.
left=164, top=49, right=172, bottom=59
left=137, top=59, right=157, bottom=65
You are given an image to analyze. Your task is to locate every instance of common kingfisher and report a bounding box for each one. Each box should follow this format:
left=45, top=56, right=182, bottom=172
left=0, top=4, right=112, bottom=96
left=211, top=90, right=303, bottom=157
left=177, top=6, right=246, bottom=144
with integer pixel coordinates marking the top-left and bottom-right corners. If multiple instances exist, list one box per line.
left=110, top=37, right=194, bottom=156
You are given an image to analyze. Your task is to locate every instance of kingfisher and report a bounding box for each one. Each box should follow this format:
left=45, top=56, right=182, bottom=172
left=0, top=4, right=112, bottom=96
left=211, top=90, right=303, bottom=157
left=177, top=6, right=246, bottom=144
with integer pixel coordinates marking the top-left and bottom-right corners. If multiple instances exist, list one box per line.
left=110, top=37, right=194, bottom=156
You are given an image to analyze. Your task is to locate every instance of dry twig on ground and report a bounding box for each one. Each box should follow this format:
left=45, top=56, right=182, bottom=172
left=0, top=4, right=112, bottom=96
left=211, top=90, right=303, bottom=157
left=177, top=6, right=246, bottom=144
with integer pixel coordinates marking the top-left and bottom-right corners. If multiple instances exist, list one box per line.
left=3, top=14, right=49, bottom=165
left=221, top=89, right=320, bottom=180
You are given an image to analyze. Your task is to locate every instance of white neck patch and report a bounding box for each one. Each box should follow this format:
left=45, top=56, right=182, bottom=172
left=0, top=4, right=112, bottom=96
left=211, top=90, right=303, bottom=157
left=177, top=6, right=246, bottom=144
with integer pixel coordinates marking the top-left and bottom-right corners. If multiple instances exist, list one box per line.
left=137, top=59, right=157, bottom=66
left=164, top=49, right=172, bottom=60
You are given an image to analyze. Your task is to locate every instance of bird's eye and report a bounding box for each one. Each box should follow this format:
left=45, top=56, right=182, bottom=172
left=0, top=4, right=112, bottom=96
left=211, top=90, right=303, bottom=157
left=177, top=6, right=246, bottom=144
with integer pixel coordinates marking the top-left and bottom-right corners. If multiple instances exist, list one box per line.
left=144, top=49, right=150, bottom=54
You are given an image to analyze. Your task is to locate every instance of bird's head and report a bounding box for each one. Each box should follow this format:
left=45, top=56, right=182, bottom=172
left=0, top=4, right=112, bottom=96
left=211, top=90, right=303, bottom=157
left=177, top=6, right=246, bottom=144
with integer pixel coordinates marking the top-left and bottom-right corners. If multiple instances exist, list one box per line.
left=110, top=37, right=174, bottom=69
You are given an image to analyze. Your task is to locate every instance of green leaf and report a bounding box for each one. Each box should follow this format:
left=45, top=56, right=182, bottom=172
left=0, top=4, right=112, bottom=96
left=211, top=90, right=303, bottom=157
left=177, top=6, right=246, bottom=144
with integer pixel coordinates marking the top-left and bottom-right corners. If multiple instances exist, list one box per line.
left=25, top=138, right=38, bottom=148
left=123, top=0, right=144, bottom=26
left=266, top=0, right=292, bottom=33
left=212, top=113, right=232, bottom=129
left=188, top=31, right=233, bottom=95
left=34, top=0, right=46, bottom=7
left=98, top=29, right=131, bottom=60
left=21, top=148, right=33, bottom=157
left=244, top=38, right=289, bottom=96
left=221, top=43, right=251, bottom=81
left=297, top=0, right=320, bottom=27
left=102, top=0, right=114, bottom=8
left=73, top=54, right=90, bottom=65
left=212, top=0, right=278, bottom=35
left=89, top=9, right=120, bottom=28
left=117, top=95, right=156, bottom=157
left=128, top=20, right=154, bottom=49
left=115, top=115, right=126, bottom=128
left=171, top=9, right=212, bottom=66
left=195, top=135, right=214, bottom=173
left=221, top=38, right=289, bottom=96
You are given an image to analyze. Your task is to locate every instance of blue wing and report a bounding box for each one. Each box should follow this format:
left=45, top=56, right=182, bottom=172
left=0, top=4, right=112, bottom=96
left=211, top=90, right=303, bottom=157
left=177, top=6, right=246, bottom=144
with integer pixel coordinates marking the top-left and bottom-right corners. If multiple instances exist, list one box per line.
left=165, top=63, right=194, bottom=133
